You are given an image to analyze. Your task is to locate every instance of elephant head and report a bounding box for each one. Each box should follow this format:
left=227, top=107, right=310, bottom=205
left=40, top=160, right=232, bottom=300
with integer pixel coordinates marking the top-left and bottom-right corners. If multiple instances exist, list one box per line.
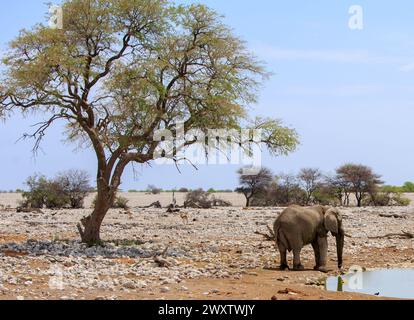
left=324, top=208, right=345, bottom=269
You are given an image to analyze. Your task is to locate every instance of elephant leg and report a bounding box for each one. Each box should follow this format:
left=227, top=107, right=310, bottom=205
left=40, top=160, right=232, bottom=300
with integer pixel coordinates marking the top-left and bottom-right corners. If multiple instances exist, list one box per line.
left=317, top=237, right=328, bottom=273
left=292, top=248, right=304, bottom=271
left=312, top=241, right=321, bottom=270
left=277, top=243, right=289, bottom=270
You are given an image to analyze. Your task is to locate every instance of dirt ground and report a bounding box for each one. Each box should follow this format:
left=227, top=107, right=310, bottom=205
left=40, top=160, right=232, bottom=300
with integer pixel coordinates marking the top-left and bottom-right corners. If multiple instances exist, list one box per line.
left=0, top=193, right=413, bottom=300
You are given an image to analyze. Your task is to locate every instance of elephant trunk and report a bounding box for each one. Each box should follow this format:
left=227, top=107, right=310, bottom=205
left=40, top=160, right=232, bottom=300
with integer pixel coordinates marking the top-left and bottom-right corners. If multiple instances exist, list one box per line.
left=336, top=231, right=344, bottom=269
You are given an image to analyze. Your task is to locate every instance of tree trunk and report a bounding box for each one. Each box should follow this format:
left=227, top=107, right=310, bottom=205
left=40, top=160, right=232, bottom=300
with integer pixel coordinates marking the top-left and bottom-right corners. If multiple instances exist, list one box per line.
left=356, top=195, right=362, bottom=207
left=246, top=197, right=251, bottom=207
left=78, top=196, right=111, bottom=246
left=78, top=186, right=116, bottom=245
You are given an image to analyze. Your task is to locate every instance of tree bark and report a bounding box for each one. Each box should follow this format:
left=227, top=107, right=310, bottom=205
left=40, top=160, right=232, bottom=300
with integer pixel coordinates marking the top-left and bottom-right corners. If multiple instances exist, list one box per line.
left=78, top=184, right=115, bottom=245
left=246, top=196, right=251, bottom=207
left=77, top=151, right=132, bottom=245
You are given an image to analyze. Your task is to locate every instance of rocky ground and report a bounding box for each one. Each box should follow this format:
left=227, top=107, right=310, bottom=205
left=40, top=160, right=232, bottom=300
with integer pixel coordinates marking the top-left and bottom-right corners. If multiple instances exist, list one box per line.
left=0, top=196, right=413, bottom=300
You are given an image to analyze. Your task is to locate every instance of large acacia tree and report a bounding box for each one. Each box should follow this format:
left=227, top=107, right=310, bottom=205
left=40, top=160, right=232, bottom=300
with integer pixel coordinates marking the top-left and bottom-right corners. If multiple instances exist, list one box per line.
left=0, top=0, right=298, bottom=244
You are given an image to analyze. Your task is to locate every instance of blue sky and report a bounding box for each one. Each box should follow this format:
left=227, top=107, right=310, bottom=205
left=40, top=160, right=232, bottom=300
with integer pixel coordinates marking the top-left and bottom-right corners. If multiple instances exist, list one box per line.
left=1, top=0, right=414, bottom=190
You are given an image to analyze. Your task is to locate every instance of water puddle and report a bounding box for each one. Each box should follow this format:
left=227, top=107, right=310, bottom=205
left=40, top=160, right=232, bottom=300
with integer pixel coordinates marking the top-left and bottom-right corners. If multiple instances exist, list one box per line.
left=326, top=269, right=414, bottom=299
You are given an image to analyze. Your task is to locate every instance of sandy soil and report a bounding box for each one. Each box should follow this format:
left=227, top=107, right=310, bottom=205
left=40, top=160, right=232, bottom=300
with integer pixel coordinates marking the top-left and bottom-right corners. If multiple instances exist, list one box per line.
left=0, top=193, right=413, bottom=300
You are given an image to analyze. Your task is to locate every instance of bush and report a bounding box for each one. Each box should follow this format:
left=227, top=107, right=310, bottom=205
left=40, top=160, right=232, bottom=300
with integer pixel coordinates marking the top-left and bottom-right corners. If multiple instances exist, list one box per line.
left=392, top=194, right=411, bottom=206
left=22, top=174, right=69, bottom=209
left=178, top=188, right=189, bottom=193
left=55, top=170, right=92, bottom=209
left=364, top=191, right=411, bottom=207
left=184, top=189, right=213, bottom=209
left=21, top=170, right=91, bottom=209
left=212, top=197, right=232, bottom=207
left=112, top=196, right=130, bottom=209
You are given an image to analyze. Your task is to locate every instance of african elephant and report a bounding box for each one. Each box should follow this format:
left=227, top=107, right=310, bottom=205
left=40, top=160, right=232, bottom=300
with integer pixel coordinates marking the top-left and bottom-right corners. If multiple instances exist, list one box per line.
left=273, top=205, right=345, bottom=272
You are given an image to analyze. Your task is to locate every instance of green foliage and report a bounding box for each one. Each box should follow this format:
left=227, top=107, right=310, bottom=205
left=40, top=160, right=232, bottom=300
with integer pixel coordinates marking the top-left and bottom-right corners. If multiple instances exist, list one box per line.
left=0, top=0, right=298, bottom=172
left=381, top=185, right=404, bottom=193
left=22, top=174, right=69, bottom=209
left=313, top=186, right=341, bottom=206
left=393, top=195, right=411, bottom=206
left=364, top=191, right=410, bottom=207
left=402, top=182, right=414, bottom=193
left=21, top=171, right=91, bottom=209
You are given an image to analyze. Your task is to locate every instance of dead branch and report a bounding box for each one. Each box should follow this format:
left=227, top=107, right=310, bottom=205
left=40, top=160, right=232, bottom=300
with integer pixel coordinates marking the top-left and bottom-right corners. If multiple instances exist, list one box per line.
left=369, top=231, right=414, bottom=239
left=255, top=225, right=275, bottom=241
left=153, top=245, right=172, bottom=268
left=379, top=213, right=407, bottom=219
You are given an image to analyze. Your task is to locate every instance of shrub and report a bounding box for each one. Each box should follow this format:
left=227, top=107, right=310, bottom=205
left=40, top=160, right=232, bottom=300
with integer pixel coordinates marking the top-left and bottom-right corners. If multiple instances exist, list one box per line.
left=364, top=191, right=410, bottom=207
left=393, top=194, right=411, bottom=206
left=402, top=182, right=414, bottom=193
left=21, top=175, right=45, bottom=208
left=212, top=197, right=232, bottom=207
left=178, top=188, right=189, bottom=193
left=184, top=189, right=213, bottom=209
left=55, top=170, right=92, bottom=209
left=112, top=196, right=130, bottom=209
left=21, top=171, right=91, bottom=209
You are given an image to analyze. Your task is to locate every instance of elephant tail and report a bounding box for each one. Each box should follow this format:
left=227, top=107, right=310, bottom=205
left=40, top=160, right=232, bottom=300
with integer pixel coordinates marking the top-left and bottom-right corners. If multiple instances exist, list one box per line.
left=274, top=222, right=292, bottom=251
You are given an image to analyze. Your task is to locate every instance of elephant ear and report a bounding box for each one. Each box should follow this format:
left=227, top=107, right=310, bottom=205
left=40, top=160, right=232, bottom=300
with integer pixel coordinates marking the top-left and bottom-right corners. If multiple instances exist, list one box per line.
left=324, top=210, right=339, bottom=234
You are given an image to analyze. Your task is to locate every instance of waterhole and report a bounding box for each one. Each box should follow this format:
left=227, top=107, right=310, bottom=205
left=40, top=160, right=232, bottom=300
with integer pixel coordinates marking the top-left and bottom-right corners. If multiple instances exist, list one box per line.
left=326, top=269, right=414, bottom=299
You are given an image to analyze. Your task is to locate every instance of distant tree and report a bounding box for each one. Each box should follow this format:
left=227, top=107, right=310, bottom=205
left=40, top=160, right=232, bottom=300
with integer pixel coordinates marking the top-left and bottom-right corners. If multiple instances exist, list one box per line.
left=312, top=182, right=341, bottom=206
left=147, top=185, right=162, bottom=195
left=0, top=0, right=298, bottom=244
left=324, top=174, right=352, bottom=206
left=236, top=167, right=273, bottom=207
left=298, top=168, right=323, bottom=205
left=276, top=173, right=306, bottom=205
left=336, top=164, right=383, bottom=207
